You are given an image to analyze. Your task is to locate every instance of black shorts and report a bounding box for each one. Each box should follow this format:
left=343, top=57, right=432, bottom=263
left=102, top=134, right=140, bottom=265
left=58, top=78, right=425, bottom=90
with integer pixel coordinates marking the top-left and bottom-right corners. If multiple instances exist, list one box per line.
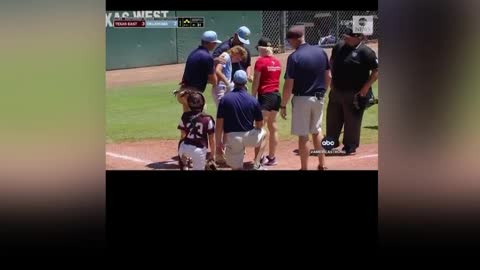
left=258, top=92, right=281, bottom=111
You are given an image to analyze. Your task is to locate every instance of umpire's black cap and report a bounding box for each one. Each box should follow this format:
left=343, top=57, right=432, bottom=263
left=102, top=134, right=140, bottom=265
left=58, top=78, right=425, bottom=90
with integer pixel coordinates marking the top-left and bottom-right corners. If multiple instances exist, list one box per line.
left=344, top=28, right=363, bottom=38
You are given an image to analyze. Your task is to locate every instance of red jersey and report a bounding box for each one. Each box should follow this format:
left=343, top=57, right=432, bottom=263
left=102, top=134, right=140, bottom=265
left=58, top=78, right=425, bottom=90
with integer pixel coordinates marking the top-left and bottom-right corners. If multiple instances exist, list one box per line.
left=254, top=55, right=281, bottom=94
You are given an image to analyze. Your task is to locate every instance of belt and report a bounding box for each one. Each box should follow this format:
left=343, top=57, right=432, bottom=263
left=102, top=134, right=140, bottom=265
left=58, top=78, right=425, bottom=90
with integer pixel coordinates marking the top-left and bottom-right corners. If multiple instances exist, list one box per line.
left=259, top=91, right=280, bottom=95
left=294, top=90, right=326, bottom=97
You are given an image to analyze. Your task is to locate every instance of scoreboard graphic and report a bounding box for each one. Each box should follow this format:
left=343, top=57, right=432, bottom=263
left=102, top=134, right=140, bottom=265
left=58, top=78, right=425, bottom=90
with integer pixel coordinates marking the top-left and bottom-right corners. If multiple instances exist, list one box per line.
left=177, top=17, right=204, bottom=28
left=113, top=17, right=205, bottom=28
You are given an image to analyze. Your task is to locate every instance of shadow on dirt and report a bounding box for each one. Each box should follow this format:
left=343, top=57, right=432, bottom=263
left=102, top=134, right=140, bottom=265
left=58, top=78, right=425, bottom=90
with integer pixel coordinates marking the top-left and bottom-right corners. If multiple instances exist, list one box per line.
left=146, top=161, right=179, bottom=170
left=324, top=152, right=348, bottom=157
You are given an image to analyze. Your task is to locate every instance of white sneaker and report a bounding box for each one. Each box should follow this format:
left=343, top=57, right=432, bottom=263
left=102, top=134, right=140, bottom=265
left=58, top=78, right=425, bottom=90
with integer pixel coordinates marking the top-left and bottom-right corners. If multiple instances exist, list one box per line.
left=252, top=164, right=267, bottom=170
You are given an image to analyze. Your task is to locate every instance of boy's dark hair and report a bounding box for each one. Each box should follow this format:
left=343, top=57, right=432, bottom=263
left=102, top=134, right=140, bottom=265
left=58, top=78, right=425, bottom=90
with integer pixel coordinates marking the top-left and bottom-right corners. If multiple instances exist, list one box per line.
left=187, top=92, right=205, bottom=112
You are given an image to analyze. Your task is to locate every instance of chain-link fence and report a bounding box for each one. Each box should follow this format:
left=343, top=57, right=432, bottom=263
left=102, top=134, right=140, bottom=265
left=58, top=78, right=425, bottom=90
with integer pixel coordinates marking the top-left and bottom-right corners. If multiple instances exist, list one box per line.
left=262, top=11, right=379, bottom=53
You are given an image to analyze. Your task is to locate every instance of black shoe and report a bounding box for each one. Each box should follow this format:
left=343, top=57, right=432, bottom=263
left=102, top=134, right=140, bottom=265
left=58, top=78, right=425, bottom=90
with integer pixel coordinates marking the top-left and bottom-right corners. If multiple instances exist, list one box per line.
left=342, top=146, right=357, bottom=155
left=318, top=165, right=328, bottom=170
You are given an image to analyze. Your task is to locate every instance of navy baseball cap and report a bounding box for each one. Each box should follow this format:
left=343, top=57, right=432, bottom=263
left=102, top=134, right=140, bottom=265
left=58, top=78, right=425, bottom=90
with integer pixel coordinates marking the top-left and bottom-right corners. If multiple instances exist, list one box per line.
left=233, top=70, right=248, bottom=84
left=201, top=31, right=221, bottom=43
left=235, top=26, right=251, bottom=45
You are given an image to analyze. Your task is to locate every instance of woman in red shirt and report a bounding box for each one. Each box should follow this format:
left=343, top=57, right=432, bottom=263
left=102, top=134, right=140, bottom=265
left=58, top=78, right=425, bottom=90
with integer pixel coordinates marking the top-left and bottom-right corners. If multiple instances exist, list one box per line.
left=252, top=37, right=282, bottom=166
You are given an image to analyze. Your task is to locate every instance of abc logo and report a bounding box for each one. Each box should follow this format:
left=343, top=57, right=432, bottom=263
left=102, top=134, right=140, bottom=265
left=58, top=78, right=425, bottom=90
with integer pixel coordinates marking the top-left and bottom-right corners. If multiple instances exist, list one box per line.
left=358, top=17, right=367, bottom=27
left=321, top=137, right=335, bottom=151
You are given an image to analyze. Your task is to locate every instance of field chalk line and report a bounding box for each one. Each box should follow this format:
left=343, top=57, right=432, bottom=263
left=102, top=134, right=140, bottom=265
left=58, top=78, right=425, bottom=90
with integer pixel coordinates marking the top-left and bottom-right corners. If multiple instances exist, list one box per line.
left=355, top=154, right=378, bottom=159
left=106, top=152, right=154, bottom=164
left=106, top=151, right=378, bottom=165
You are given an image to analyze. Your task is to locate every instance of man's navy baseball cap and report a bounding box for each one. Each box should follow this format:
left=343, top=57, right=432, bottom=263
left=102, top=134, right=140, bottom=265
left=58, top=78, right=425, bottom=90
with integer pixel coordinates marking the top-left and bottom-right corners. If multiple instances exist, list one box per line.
left=235, top=26, right=251, bottom=45
left=233, top=70, right=248, bottom=84
left=201, top=31, right=222, bottom=43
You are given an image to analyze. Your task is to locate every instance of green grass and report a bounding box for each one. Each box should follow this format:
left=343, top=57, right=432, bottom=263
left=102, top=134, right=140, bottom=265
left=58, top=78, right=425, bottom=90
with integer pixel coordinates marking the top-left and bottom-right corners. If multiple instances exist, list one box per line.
left=107, top=79, right=378, bottom=144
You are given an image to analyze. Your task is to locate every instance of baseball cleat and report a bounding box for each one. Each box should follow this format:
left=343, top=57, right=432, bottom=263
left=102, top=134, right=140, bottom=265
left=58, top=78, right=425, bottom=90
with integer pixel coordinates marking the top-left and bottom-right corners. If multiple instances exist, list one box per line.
left=179, top=154, right=192, bottom=170
left=252, top=164, right=267, bottom=170
left=261, top=156, right=277, bottom=166
left=187, top=157, right=193, bottom=168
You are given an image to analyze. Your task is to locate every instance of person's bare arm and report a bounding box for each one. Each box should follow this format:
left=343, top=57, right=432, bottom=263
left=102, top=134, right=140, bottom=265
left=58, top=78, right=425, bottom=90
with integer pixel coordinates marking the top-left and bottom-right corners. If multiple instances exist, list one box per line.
left=251, top=71, right=261, bottom=97
left=247, top=66, right=254, bottom=82
left=208, top=73, right=218, bottom=86
left=180, top=130, right=186, bottom=140
left=207, top=55, right=224, bottom=86
left=215, top=118, right=224, bottom=150
left=280, top=79, right=294, bottom=120
left=325, top=69, right=331, bottom=91
left=208, top=133, right=216, bottom=160
left=358, top=69, right=378, bottom=96
left=215, top=63, right=229, bottom=86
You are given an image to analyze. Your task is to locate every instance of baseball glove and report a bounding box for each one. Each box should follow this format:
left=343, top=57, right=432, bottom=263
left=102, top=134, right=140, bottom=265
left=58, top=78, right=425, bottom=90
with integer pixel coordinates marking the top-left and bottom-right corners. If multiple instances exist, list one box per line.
left=353, top=90, right=378, bottom=110
left=178, top=154, right=193, bottom=171
left=205, top=158, right=218, bottom=171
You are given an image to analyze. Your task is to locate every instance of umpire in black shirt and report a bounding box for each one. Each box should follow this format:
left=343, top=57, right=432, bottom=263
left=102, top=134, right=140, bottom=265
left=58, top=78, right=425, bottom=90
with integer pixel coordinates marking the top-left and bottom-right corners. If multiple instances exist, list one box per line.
left=326, top=28, right=378, bottom=154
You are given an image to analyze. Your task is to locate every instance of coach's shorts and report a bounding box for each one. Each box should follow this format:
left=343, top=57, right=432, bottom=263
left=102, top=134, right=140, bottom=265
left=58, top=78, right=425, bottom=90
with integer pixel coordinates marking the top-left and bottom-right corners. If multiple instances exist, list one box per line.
left=178, top=142, right=207, bottom=170
left=258, top=91, right=281, bottom=111
left=225, top=128, right=266, bottom=169
left=291, top=95, right=324, bottom=136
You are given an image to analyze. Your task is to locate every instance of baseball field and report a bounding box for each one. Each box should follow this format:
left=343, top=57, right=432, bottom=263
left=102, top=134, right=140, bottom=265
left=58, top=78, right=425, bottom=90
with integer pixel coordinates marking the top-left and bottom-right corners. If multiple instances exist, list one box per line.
left=106, top=44, right=378, bottom=170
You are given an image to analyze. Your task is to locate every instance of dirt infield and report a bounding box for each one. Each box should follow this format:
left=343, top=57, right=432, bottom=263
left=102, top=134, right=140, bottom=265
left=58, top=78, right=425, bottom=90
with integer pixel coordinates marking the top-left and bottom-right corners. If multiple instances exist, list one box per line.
left=106, top=43, right=378, bottom=89
left=106, top=139, right=377, bottom=170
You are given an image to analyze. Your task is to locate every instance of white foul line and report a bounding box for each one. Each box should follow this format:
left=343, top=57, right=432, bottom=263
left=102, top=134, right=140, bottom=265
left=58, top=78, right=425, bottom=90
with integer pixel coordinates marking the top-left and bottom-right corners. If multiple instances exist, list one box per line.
left=106, top=152, right=154, bottom=164
left=106, top=151, right=377, bottom=166
left=355, top=154, right=378, bottom=159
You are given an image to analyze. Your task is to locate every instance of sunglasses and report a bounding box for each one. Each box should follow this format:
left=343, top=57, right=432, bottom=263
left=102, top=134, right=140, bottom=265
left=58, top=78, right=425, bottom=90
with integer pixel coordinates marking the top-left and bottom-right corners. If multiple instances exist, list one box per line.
left=255, top=43, right=272, bottom=50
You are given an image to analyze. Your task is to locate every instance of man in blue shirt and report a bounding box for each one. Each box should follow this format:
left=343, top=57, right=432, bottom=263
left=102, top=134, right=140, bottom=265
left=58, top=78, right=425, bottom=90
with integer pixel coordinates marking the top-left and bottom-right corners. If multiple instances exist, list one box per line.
left=175, top=30, right=221, bottom=112
left=212, top=26, right=253, bottom=82
left=215, top=70, right=267, bottom=170
left=280, top=26, right=331, bottom=170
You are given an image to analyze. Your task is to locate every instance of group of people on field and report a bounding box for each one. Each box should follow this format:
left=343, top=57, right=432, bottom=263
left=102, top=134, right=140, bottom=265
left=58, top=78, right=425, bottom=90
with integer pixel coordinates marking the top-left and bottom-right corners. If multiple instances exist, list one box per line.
left=174, top=25, right=378, bottom=170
